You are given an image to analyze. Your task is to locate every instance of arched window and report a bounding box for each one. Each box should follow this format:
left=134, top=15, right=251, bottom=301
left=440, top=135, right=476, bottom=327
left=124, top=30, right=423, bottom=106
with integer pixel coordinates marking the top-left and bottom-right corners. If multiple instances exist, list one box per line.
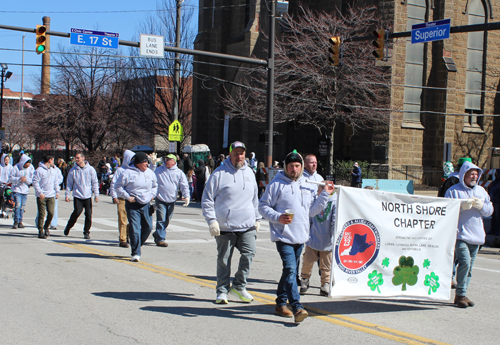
left=403, top=0, right=426, bottom=128
left=464, top=0, right=486, bottom=129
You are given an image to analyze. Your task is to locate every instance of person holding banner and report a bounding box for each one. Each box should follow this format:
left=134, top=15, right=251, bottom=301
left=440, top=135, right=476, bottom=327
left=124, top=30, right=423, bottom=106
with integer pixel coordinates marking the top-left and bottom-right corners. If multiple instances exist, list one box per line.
left=259, top=150, right=334, bottom=323
left=445, top=161, right=493, bottom=308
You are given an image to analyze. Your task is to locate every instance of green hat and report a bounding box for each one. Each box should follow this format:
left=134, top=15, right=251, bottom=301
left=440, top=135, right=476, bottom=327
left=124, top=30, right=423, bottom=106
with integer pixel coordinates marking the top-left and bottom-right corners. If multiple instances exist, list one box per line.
left=457, top=157, right=472, bottom=166
left=165, top=154, right=177, bottom=162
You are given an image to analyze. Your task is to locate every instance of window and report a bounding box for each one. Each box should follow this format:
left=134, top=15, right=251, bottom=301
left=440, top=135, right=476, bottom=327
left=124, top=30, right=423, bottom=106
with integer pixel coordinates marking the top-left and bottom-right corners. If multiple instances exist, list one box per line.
left=403, top=0, right=426, bottom=128
left=464, top=0, right=486, bottom=130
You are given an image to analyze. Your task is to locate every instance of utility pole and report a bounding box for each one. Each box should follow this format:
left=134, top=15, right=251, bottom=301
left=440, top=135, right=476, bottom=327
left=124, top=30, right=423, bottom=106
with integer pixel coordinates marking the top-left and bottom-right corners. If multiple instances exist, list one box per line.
left=172, top=0, right=182, bottom=153
left=265, top=0, right=276, bottom=168
left=41, top=16, right=50, bottom=94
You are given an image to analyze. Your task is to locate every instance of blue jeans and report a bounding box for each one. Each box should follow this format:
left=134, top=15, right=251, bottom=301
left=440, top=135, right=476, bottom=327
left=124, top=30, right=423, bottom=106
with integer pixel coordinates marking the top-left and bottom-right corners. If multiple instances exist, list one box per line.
left=275, top=241, right=304, bottom=312
left=215, top=229, right=257, bottom=294
left=13, top=192, right=28, bottom=223
left=125, top=201, right=152, bottom=257
left=455, top=239, right=479, bottom=297
left=153, top=199, right=175, bottom=242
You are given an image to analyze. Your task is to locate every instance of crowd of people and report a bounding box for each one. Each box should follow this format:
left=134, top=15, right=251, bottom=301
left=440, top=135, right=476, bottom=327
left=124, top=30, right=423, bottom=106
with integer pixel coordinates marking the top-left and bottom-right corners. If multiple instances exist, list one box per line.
left=0, top=145, right=496, bottom=322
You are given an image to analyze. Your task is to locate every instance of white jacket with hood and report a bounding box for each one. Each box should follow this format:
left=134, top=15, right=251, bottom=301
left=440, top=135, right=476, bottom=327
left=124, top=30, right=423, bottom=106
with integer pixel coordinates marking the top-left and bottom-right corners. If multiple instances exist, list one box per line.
left=202, top=157, right=261, bottom=232
left=32, top=161, right=60, bottom=198
left=65, top=161, right=99, bottom=199
left=155, top=162, right=189, bottom=203
left=0, top=153, right=13, bottom=184
left=445, top=161, right=493, bottom=245
left=114, top=162, right=158, bottom=205
left=9, top=154, right=33, bottom=194
left=259, top=158, right=330, bottom=244
left=109, top=150, right=134, bottom=199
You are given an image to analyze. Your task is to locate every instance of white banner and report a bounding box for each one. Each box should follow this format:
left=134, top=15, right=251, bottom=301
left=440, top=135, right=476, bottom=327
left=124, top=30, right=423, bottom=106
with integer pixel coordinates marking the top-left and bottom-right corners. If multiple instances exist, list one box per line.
left=330, top=186, right=461, bottom=301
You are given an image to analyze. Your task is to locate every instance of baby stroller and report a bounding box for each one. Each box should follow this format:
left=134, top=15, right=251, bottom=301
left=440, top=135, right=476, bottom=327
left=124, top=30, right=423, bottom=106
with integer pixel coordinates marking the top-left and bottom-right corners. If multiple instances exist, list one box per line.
left=0, top=183, right=14, bottom=219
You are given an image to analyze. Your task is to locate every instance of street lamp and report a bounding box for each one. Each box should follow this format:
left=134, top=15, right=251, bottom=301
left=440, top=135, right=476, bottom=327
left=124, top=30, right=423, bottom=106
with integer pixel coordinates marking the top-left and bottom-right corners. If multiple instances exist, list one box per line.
left=1, top=63, right=13, bottom=128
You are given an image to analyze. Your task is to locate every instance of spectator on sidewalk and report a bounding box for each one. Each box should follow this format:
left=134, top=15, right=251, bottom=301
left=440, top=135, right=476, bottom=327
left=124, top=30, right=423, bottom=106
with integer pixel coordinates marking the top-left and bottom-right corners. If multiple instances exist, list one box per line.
left=9, top=154, right=33, bottom=229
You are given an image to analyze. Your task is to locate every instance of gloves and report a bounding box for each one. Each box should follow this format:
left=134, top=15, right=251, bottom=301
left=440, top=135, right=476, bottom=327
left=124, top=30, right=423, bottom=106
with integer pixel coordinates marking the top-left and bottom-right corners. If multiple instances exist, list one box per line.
left=209, top=221, right=220, bottom=237
left=183, top=197, right=190, bottom=207
left=472, top=197, right=483, bottom=210
left=461, top=199, right=473, bottom=210
left=255, top=220, right=261, bottom=232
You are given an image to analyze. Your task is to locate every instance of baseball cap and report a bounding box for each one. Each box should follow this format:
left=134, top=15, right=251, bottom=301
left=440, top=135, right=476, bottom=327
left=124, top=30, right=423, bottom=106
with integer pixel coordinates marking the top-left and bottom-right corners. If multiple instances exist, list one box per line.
left=229, top=141, right=246, bottom=152
left=165, top=154, right=177, bottom=162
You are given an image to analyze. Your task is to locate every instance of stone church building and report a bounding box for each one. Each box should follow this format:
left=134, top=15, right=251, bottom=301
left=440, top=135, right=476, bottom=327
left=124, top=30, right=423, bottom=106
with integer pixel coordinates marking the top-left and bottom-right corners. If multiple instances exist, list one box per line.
left=192, top=0, right=499, bottom=184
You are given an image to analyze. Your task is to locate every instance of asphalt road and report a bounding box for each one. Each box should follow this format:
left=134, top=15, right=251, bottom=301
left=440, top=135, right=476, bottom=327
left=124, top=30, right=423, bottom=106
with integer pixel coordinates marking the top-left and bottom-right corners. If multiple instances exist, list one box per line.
left=1, top=189, right=499, bottom=345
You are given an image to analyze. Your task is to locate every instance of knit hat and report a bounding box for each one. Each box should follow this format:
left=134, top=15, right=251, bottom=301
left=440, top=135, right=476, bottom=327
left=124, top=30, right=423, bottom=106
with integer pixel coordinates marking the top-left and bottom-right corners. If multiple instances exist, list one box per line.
left=284, top=150, right=303, bottom=166
left=229, top=141, right=246, bottom=152
left=165, top=154, right=177, bottom=162
left=134, top=152, right=149, bottom=165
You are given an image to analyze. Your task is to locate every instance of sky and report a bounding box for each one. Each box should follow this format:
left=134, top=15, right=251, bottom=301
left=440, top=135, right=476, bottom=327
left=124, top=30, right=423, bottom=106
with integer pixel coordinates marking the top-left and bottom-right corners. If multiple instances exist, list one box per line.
left=0, top=0, right=198, bottom=94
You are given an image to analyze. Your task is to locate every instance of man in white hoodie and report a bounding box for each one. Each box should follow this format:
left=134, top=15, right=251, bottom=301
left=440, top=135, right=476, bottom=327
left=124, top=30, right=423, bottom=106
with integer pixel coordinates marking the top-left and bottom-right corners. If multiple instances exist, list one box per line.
left=9, top=154, right=33, bottom=229
left=109, top=150, right=135, bottom=248
left=0, top=153, right=13, bottom=218
left=259, top=150, right=334, bottom=323
left=202, top=141, right=261, bottom=305
left=64, top=152, right=99, bottom=239
left=445, top=160, right=493, bottom=308
left=32, top=154, right=60, bottom=239
left=152, top=154, right=190, bottom=247
left=115, top=152, right=158, bottom=262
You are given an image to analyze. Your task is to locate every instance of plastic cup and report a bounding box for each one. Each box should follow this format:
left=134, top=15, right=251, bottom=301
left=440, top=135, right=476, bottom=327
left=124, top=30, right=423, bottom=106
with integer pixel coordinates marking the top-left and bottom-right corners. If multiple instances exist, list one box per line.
left=285, top=209, right=295, bottom=221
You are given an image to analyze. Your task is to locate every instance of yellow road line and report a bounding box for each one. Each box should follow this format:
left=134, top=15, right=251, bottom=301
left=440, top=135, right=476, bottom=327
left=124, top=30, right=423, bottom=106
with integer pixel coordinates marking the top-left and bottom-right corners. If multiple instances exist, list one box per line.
left=61, top=242, right=450, bottom=345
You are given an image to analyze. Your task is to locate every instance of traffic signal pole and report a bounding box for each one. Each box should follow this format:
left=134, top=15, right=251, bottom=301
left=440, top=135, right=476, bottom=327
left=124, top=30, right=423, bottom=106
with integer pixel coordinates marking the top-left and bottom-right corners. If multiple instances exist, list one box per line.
left=266, top=0, right=276, bottom=168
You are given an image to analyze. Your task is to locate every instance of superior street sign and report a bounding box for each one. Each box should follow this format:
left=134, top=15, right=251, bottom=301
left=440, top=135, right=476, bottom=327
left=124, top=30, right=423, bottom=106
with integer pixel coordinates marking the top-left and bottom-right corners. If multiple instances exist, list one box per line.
left=140, top=34, right=164, bottom=58
left=411, top=19, right=450, bottom=44
left=70, top=28, right=119, bottom=49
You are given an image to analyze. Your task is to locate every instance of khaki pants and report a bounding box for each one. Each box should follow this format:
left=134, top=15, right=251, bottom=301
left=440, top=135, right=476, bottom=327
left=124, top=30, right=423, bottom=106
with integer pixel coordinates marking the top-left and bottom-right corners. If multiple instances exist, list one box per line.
left=117, top=198, right=129, bottom=243
left=300, top=245, right=333, bottom=285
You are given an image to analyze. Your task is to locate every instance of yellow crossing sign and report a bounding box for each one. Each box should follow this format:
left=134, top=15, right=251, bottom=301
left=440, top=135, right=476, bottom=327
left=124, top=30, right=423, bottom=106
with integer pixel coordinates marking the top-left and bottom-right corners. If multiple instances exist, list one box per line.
left=168, top=120, right=184, bottom=142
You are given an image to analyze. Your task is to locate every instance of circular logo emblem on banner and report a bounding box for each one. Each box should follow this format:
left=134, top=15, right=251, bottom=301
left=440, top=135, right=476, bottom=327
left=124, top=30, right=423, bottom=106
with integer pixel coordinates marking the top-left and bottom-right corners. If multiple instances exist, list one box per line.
left=335, top=219, right=380, bottom=275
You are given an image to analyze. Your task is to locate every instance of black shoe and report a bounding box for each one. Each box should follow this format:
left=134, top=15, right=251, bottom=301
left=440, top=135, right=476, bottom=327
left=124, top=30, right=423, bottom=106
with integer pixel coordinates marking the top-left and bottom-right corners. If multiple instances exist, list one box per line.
left=38, top=231, right=45, bottom=239
left=44, top=228, right=50, bottom=238
left=12, top=222, right=18, bottom=229
left=17, top=223, right=25, bottom=229
left=64, top=228, right=70, bottom=236
left=84, top=234, right=91, bottom=239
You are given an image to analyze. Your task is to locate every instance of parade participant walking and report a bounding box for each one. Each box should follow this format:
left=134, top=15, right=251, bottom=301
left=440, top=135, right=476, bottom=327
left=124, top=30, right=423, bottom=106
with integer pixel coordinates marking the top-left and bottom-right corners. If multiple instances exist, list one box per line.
left=109, top=150, right=135, bottom=248
left=152, top=154, right=190, bottom=247
left=32, top=154, right=60, bottom=239
left=300, top=182, right=336, bottom=296
left=202, top=141, right=261, bottom=304
left=445, top=161, right=493, bottom=308
left=350, top=162, right=362, bottom=188
left=9, top=154, right=33, bottom=229
left=303, top=154, right=323, bottom=191
left=114, top=152, right=158, bottom=262
left=64, top=153, right=99, bottom=239
left=259, top=150, right=334, bottom=323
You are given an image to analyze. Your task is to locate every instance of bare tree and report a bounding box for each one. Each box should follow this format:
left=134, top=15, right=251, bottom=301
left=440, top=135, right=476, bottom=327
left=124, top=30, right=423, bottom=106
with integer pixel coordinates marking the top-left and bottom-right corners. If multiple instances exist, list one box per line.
left=125, top=0, right=195, bottom=149
left=220, top=5, right=392, bottom=141
left=2, top=99, right=33, bottom=151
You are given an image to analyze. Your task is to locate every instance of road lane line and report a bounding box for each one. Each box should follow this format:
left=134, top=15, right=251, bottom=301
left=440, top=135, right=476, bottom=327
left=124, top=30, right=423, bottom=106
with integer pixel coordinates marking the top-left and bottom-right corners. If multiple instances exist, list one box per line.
left=60, top=242, right=450, bottom=345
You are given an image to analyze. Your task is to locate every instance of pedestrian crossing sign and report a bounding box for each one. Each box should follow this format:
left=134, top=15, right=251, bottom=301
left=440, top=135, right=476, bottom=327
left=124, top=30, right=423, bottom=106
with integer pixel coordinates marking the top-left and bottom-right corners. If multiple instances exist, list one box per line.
left=168, top=120, right=184, bottom=142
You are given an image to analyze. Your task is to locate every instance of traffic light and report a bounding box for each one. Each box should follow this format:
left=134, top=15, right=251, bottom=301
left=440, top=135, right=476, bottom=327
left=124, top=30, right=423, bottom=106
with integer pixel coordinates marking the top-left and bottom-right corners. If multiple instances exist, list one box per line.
left=372, top=29, right=384, bottom=60
left=36, top=25, right=47, bottom=54
left=328, top=36, right=341, bottom=66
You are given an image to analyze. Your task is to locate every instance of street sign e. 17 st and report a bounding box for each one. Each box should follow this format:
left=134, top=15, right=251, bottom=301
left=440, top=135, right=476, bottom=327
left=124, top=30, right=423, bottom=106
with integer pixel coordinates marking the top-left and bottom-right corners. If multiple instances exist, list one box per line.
left=411, top=19, right=450, bottom=44
left=70, top=28, right=119, bottom=49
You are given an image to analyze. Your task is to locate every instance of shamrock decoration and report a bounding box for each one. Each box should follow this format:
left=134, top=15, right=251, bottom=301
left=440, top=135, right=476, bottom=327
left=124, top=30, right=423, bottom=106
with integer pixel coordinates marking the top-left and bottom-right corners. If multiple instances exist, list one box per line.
left=392, top=256, right=419, bottom=291
left=367, top=270, right=384, bottom=294
left=424, top=272, right=440, bottom=295
left=382, top=257, right=390, bottom=268
left=423, top=259, right=431, bottom=269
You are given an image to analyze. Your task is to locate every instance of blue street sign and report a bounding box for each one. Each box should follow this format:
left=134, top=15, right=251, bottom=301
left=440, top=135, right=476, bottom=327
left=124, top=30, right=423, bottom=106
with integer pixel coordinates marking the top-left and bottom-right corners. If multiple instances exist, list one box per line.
left=411, top=19, right=450, bottom=44
left=70, top=28, right=119, bottom=49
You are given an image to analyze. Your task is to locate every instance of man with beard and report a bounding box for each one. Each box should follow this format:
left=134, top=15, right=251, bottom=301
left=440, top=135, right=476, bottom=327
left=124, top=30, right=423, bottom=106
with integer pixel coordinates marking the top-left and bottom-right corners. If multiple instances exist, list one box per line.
left=259, top=150, right=334, bottom=323
left=202, top=141, right=261, bottom=304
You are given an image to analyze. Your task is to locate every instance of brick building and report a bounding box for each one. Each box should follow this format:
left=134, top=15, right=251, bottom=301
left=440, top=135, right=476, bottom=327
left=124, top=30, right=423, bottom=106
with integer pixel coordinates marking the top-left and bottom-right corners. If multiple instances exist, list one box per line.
left=192, top=0, right=499, bottom=184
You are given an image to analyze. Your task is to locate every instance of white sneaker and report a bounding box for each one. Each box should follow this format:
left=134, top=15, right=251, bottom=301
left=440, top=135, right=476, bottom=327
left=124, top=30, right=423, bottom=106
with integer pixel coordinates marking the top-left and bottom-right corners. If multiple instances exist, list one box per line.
left=230, top=287, right=253, bottom=303
left=300, top=278, right=309, bottom=295
left=320, top=282, right=330, bottom=296
left=131, top=255, right=140, bottom=262
left=215, top=293, right=228, bottom=304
